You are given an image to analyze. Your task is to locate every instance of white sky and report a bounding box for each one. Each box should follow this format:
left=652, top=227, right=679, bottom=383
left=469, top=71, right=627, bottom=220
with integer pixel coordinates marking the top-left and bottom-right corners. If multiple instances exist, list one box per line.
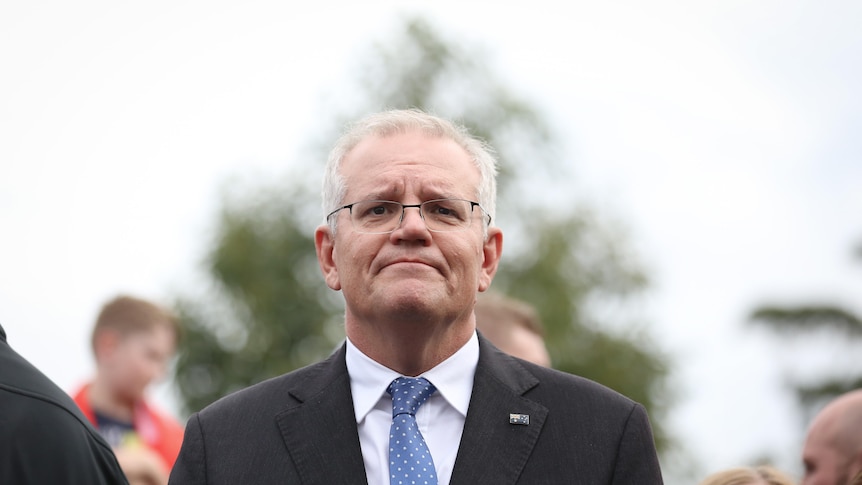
left=2, top=1, right=861, bottom=482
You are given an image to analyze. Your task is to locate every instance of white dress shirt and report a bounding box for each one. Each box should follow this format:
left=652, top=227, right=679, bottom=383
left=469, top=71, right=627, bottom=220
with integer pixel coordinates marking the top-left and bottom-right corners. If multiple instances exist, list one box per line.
left=346, top=332, right=479, bottom=485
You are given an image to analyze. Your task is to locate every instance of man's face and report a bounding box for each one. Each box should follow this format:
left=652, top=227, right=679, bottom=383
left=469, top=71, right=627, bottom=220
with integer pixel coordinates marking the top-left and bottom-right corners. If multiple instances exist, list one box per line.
left=316, top=131, right=502, bottom=327
left=802, top=426, right=850, bottom=485
left=99, top=325, right=176, bottom=404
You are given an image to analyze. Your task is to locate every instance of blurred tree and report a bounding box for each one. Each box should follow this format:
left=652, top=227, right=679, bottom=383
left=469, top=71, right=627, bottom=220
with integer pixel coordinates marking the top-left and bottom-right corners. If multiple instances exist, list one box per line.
left=749, top=243, right=862, bottom=418
left=172, top=16, right=673, bottom=452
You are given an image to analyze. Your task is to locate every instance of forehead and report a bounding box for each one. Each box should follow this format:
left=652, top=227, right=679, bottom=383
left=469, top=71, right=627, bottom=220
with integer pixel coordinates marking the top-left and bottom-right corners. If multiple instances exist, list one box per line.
left=340, top=131, right=480, bottom=199
left=116, top=324, right=176, bottom=346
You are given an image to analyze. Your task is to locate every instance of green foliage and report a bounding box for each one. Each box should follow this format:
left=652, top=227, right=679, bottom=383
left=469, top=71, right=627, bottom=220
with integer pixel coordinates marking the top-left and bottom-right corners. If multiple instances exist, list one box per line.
left=751, top=305, right=862, bottom=335
left=795, top=377, right=862, bottom=412
left=748, top=243, right=862, bottom=416
left=171, top=15, right=673, bottom=453
left=173, top=182, right=342, bottom=413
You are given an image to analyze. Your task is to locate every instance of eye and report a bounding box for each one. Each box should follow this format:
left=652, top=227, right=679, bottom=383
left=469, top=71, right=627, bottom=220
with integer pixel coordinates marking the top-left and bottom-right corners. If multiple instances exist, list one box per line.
left=357, top=202, right=395, bottom=218
left=425, top=200, right=465, bottom=220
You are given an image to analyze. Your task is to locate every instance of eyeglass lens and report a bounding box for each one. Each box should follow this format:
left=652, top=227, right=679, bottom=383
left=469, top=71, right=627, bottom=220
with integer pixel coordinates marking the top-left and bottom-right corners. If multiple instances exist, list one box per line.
left=350, top=199, right=476, bottom=233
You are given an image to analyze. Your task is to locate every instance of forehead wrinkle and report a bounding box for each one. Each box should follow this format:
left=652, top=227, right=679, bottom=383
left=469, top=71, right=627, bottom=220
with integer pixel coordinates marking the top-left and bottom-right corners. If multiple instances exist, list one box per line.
left=354, top=178, right=464, bottom=203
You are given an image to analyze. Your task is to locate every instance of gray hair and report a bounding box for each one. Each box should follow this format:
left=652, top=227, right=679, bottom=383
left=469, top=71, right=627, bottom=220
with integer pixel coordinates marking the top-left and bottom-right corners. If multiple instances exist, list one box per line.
left=322, top=109, right=498, bottom=235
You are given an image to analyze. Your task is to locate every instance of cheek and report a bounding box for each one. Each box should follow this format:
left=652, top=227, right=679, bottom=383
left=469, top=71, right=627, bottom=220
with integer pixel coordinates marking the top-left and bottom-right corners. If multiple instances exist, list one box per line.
left=460, top=244, right=484, bottom=275
left=125, top=352, right=149, bottom=376
left=340, top=240, right=376, bottom=273
left=104, top=345, right=133, bottom=371
left=120, top=348, right=155, bottom=377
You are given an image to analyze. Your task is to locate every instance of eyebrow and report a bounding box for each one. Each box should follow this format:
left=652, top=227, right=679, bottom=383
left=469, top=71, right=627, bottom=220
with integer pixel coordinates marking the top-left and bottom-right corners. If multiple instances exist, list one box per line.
left=362, top=187, right=463, bottom=202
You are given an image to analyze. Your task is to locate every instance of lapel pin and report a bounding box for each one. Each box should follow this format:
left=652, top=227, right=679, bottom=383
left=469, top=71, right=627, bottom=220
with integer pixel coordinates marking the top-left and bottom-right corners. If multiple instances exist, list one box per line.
left=509, top=413, right=529, bottom=425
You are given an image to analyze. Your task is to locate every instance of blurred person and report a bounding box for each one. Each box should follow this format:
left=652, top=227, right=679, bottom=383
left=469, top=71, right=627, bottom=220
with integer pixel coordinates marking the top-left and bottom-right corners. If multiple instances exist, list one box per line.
left=699, top=465, right=795, bottom=485
left=169, top=109, right=662, bottom=484
left=474, top=291, right=551, bottom=367
left=1, top=322, right=128, bottom=484
left=73, top=295, right=185, bottom=485
left=802, top=389, right=862, bottom=485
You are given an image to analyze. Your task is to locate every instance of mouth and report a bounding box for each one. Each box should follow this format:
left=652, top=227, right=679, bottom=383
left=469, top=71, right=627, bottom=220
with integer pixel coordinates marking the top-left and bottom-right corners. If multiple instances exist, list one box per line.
left=386, top=260, right=434, bottom=269
left=380, top=258, right=440, bottom=273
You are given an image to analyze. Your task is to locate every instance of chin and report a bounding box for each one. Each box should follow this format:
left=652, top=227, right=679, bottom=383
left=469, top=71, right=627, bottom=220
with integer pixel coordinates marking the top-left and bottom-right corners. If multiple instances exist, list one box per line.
left=384, top=289, right=441, bottom=320
left=119, top=388, right=147, bottom=404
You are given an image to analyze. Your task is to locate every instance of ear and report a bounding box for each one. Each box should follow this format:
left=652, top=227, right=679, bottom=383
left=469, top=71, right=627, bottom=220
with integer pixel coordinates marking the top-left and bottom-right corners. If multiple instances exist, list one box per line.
left=93, top=329, right=121, bottom=363
left=315, top=224, right=342, bottom=291
left=478, top=227, right=503, bottom=292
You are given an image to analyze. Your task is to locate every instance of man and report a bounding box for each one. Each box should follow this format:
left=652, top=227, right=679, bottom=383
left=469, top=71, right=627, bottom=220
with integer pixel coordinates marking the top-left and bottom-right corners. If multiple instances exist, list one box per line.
left=73, top=295, right=185, bottom=485
left=0, top=322, right=128, bottom=484
left=169, top=109, right=663, bottom=484
left=474, top=291, right=552, bottom=367
left=801, top=389, right=862, bottom=485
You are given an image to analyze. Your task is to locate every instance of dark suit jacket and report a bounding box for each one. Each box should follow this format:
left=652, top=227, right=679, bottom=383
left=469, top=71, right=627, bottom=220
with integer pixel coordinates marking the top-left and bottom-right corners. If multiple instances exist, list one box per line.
left=169, top=335, right=663, bottom=484
left=0, top=323, right=129, bottom=485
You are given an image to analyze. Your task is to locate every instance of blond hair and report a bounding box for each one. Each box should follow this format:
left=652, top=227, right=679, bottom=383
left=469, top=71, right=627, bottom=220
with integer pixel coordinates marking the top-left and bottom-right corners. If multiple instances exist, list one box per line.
left=91, top=295, right=179, bottom=354
left=699, top=466, right=795, bottom=485
left=474, top=292, right=544, bottom=341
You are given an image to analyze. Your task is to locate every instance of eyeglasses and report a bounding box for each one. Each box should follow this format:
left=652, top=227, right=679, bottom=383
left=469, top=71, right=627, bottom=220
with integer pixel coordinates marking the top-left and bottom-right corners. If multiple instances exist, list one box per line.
left=326, top=198, right=491, bottom=234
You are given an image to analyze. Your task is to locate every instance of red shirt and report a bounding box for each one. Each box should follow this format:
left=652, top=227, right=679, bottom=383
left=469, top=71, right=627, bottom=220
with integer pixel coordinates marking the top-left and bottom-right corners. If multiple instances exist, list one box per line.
left=72, top=383, right=185, bottom=470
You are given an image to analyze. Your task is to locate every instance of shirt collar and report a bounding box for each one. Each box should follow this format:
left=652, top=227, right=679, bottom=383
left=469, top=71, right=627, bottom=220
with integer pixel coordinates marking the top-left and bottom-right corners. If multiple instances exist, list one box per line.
left=345, top=331, right=479, bottom=424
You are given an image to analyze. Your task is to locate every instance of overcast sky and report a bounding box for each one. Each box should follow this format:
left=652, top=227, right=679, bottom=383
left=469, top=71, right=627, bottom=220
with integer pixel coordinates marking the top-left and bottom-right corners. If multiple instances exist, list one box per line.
left=2, top=1, right=861, bottom=482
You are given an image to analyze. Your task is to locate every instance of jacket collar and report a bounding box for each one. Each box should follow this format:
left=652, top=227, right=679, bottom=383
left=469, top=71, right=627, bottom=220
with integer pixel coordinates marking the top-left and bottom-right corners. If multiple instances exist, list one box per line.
left=275, top=345, right=369, bottom=485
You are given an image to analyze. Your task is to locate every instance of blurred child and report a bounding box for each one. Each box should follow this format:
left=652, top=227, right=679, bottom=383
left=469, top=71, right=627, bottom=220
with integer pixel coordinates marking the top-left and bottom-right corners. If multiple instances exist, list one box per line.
left=73, top=295, right=184, bottom=485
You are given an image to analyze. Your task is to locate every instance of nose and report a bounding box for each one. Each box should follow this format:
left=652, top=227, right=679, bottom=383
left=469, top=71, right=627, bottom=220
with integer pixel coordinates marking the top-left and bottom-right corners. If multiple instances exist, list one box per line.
left=391, top=205, right=430, bottom=241
left=400, top=205, right=426, bottom=229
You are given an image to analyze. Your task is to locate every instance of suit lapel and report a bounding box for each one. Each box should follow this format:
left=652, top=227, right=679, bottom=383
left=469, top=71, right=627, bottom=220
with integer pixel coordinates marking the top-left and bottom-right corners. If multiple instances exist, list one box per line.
left=275, top=345, right=368, bottom=485
left=449, top=336, right=549, bottom=485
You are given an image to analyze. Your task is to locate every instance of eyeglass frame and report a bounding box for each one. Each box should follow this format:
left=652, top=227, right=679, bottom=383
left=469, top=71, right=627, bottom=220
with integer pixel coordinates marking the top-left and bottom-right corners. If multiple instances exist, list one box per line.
left=326, top=198, right=492, bottom=234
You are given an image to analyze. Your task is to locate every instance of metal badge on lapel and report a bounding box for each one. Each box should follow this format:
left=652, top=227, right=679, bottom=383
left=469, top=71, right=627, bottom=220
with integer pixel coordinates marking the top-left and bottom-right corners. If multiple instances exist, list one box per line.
left=509, top=413, right=529, bottom=425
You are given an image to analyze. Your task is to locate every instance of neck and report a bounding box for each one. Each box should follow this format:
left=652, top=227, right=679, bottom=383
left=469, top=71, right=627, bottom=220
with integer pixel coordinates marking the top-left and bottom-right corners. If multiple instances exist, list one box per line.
left=88, top=377, right=136, bottom=422
left=346, top=315, right=475, bottom=376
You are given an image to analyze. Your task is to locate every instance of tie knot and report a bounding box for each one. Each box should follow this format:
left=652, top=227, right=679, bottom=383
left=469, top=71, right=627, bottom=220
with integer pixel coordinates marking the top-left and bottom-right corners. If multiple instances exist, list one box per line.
left=387, top=377, right=436, bottom=417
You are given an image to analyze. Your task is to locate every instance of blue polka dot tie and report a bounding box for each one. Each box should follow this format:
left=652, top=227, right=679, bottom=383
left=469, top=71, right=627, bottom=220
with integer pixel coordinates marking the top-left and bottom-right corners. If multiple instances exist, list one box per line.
left=387, top=377, right=438, bottom=485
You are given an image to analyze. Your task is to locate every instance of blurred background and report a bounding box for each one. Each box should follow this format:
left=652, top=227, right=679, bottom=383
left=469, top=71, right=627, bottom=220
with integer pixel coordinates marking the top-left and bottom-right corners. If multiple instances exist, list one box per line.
left=2, top=1, right=861, bottom=483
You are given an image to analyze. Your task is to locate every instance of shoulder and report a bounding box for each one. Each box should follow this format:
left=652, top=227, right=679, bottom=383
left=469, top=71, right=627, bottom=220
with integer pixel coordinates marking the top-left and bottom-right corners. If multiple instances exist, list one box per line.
left=196, top=346, right=346, bottom=420
left=0, top=357, right=127, bottom=484
left=471, top=342, right=661, bottom=480
left=522, top=364, right=663, bottom=482
left=530, top=363, right=637, bottom=407
left=478, top=337, right=638, bottom=415
left=476, top=340, right=651, bottom=441
left=0, top=384, right=97, bottom=443
left=0, top=341, right=107, bottom=445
